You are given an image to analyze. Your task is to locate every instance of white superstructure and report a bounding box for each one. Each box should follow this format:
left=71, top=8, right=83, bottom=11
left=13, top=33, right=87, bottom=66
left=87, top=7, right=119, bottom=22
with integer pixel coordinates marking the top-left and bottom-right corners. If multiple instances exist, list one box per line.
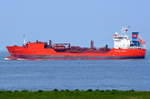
left=113, top=26, right=145, bottom=49
left=113, top=32, right=131, bottom=49
left=113, top=27, right=131, bottom=49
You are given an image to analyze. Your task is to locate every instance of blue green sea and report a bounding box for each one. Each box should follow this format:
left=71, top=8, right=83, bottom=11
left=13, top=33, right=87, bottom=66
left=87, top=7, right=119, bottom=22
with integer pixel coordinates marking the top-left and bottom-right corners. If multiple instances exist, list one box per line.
left=0, top=51, right=150, bottom=91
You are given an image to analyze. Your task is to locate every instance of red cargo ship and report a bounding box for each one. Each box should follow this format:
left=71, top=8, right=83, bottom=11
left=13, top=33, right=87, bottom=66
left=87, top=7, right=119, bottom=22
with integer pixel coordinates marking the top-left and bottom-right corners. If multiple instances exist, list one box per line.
left=6, top=27, right=146, bottom=60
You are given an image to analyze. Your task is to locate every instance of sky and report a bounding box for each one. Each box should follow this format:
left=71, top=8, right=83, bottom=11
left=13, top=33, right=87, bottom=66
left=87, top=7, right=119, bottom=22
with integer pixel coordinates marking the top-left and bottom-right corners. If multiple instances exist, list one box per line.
left=0, top=0, right=150, bottom=51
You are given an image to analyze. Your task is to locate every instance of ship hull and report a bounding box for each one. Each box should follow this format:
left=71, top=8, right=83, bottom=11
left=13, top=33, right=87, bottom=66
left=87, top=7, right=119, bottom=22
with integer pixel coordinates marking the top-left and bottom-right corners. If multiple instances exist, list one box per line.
left=5, top=55, right=145, bottom=60
left=6, top=46, right=146, bottom=60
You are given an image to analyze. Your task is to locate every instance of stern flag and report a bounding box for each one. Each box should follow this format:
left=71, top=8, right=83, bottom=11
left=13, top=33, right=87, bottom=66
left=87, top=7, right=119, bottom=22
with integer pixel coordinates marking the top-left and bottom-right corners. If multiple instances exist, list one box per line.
left=138, top=39, right=145, bottom=45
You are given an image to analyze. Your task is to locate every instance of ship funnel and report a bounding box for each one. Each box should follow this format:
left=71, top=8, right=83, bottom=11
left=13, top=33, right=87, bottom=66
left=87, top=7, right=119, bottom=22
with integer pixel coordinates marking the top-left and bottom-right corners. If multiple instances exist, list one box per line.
left=132, top=32, right=140, bottom=46
left=90, top=40, right=94, bottom=49
left=132, top=32, right=139, bottom=41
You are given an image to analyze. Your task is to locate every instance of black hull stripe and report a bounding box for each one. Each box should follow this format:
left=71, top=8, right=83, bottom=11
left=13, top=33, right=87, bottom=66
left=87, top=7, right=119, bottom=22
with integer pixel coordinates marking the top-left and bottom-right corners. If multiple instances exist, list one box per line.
left=10, top=55, right=145, bottom=60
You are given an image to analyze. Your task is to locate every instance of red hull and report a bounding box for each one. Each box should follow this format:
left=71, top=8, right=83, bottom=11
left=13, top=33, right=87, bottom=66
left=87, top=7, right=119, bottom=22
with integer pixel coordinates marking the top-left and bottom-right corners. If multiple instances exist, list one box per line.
left=6, top=46, right=146, bottom=60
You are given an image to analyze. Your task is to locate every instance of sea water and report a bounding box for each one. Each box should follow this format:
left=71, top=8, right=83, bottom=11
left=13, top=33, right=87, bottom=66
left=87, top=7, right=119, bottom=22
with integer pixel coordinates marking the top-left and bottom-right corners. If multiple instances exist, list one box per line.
left=0, top=51, right=150, bottom=91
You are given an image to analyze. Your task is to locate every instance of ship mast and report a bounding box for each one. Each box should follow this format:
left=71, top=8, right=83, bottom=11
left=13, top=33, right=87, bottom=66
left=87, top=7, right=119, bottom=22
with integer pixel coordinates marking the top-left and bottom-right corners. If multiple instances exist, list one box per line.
left=23, top=34, right=26, bottom=45
left=121, top=26, right=130, bottom=34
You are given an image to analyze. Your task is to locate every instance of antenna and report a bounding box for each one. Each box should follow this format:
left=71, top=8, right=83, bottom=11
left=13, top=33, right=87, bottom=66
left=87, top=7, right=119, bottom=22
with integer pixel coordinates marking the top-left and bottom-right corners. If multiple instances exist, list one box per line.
left=121, top=26, right=130, bottom=33
left=120, top=25, right=131, bottom=36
